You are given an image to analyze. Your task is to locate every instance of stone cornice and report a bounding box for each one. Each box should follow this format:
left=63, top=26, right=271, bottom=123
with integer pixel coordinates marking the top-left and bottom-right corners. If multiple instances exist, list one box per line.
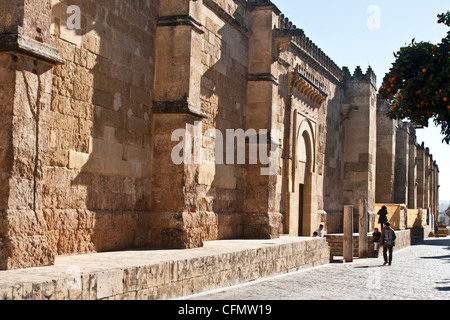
left=157, top=15, right=205, bottom=34
left=0, top=32, right=64, bottom=65
left=291, top=65, right=328, bottom=108
left=248, top=0, right=281, bottom=15
left=152, top=99, right=208, bottom=119
left=248, top=73, right=279, bottom=85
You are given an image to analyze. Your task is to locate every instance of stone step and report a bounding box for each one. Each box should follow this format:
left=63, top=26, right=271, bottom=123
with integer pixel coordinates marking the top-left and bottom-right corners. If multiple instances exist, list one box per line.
left=0, top=236, right=331, bottom=300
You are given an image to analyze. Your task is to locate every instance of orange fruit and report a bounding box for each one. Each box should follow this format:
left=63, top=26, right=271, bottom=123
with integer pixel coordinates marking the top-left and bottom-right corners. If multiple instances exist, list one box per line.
left=444, top=97, right=448, bottom=102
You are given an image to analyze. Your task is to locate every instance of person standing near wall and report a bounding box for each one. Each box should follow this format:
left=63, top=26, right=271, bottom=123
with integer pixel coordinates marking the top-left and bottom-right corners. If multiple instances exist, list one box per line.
left=377, top=206, right=388, bottom=229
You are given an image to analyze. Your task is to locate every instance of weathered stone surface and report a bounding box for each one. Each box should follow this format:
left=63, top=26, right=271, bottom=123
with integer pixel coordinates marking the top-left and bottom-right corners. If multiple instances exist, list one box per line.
left=0, top=0, right=440, bottom=270
left=0, top=236, right=330, bottom=300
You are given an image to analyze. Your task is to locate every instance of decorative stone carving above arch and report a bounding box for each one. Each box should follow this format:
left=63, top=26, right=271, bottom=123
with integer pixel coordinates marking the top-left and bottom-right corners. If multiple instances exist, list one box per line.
left=291, top=64, right=328, bottom=109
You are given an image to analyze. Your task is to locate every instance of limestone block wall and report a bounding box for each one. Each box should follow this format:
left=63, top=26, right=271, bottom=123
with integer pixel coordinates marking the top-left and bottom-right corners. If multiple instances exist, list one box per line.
left=342, top=67, right=378, bottom=232
left=322, top=86, right=346, bottom=234
left=407, top=128, right=417, bottom=209
left=43, top=0, right=158, bottom=255
left=375, top=98, right=396, bottom=204
left=199, top=0, right=250, bottom=239
left=394, top=123, right=409, bottom=204
left=407, top=208, right=426, bottom=228
left=271, top=9, right=345, bottom=237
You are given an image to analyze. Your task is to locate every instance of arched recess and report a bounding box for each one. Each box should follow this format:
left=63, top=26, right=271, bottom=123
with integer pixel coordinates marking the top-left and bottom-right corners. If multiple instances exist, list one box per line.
left=287, top=116, right=316, bottom=236
left=295, top=119, right=315, bottom=179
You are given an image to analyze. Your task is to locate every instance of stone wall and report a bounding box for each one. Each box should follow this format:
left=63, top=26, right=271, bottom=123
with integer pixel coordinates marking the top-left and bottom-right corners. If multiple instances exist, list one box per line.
left=407, top=208, right=426, bottom=228
left=0, top=0, right=62, bottom=270
left=375, top=98, right=396, bottom=203
left=42, top=0, right=157, bottom=256
left=342, top=67, right=377, bottom=219
left=375, top=99, right=440, bottom=230
left=394, top=122, right=409, bottom=204
left=0, top=0, right=440, bottom=270
left=199, top=0, right=249, bottom=240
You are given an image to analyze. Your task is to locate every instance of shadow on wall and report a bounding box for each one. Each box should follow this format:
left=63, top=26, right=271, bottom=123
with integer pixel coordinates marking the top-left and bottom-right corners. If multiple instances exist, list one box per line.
left=198, top=2, right=250, bottom=240
left=43, top=0, right=155, bottom=255
left=320, top=90, right=344, bottom=234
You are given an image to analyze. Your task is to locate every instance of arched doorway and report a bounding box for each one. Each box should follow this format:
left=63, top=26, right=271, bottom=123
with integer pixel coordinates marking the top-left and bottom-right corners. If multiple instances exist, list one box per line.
left=287, top=117, right=315, bottom=236
left=297, top=131, right=312, bottom=235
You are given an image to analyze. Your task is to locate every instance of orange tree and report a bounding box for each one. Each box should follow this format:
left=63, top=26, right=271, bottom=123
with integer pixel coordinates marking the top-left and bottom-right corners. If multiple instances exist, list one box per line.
left=379, top=12, right=450, bottom=144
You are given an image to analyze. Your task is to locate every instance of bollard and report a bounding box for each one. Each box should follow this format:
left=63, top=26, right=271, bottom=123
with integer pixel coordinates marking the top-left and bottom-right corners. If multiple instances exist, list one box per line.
left=343, top=205, right=353, bottom=263
left=359, top=199, right=368, bottom=258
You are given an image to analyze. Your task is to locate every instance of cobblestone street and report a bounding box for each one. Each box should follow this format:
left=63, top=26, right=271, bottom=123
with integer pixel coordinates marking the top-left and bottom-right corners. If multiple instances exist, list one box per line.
left=185, top=237, right=450, bottom=300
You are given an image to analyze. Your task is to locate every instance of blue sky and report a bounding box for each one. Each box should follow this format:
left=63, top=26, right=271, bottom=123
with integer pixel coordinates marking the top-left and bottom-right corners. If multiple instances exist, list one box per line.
left=272, top=0, right=450, bottom=203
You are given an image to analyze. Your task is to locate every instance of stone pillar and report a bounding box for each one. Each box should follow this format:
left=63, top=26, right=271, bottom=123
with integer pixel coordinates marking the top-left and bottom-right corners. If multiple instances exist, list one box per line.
left=359, top=199, right=368, bottom=258
left=150, top=0, right=215, bottom=249
left=424, top=148, right=430, bottom=211
left=407, top=126, right=417, bottom=209
left=394, top=122, right=409, bottom=204
left=243, top=1, right=283, bottom=239
left=0, top=0, right=63, bottom=269
left=375, top=97, right=396, bottom=203
left=416, top=143, right=425, bottom=209
left=343, top=205, right=353, bottom=263
left=342, top=67, right=377, bottom=220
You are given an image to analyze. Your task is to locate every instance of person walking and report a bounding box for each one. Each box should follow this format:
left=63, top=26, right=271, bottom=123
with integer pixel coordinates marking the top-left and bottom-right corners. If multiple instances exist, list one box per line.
left=380, top=222, right=396, bottom=266
left=377, top=205, right=388, bottom=229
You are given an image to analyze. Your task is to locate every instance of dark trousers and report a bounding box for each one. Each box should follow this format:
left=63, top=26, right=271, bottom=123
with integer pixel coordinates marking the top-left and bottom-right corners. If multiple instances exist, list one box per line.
left=383, top=246, right=393, bottom=264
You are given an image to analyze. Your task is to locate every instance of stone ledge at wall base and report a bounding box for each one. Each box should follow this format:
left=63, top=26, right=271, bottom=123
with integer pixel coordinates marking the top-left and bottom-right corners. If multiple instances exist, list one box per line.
left=407, top=209, right=427, bottom=228
left=326, top=229, right=412, bottom=261
left=0, top=236, right=330, bottom=300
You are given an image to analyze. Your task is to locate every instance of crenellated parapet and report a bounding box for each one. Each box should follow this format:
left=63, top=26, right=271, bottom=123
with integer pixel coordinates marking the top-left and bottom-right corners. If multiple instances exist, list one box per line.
left=279, top=15, right=341, bottom=80
left=267, top=8, right=342, bottom=81
left=342, top=66, right=377, bottom=88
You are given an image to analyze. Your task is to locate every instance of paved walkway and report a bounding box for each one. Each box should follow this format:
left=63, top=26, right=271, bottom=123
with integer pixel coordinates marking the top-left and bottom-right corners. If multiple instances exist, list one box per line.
left=184, top=237, right=450, bottom=300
